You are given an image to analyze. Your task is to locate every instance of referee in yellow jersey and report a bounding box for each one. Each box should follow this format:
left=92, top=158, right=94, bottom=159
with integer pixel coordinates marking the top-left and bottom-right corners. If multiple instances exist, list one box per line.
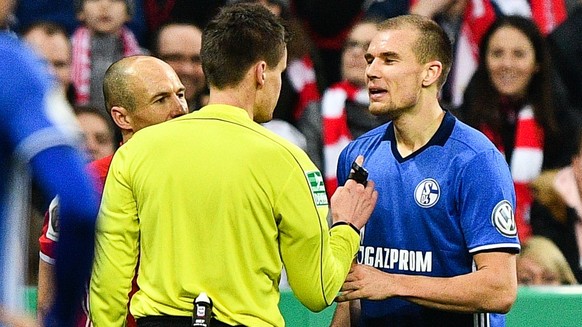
left=89, top=3, right=378, bottom=327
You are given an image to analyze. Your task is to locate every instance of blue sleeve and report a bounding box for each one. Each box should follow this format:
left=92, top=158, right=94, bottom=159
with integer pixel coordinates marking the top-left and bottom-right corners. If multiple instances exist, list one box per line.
left=0, top=37, right=98, bottom=327
left=33, top=146, right=99, bottom=327
left=459, top=149, right=520, bottom=253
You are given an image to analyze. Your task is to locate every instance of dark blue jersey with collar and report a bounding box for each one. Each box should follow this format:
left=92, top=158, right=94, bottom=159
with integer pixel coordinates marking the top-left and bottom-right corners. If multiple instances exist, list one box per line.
left=337, top=111, right=520, bottom=327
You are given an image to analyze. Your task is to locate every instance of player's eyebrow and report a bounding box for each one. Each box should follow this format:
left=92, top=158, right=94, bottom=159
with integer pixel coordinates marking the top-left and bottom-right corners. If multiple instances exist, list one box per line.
left=365, top=51, right=401, bottom=62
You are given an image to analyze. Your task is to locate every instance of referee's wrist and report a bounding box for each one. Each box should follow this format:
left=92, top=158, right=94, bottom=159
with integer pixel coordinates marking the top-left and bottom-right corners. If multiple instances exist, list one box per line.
left=331, top=221, right=360, bottom=235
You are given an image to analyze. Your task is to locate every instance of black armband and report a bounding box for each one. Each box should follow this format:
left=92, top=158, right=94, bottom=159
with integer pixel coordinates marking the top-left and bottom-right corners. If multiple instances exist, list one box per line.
left=331, top=221, right=360, bottom=235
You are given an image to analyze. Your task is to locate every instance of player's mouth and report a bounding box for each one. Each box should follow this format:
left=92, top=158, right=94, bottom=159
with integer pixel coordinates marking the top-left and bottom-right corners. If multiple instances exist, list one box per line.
left=368, top=87, right=387, bottom=101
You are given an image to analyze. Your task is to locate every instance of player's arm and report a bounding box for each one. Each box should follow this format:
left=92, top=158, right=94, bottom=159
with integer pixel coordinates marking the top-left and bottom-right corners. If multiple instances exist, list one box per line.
left=337, top=251, right=516, bottom=313
left=278, top=154, right=376, bottom=312
left=89, top=150, right=139, bottom=326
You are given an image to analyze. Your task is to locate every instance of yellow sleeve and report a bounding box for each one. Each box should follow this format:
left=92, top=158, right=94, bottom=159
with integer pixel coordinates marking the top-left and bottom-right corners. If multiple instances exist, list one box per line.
left=89, top=150, right=139, bottom=326
left=276, top=164, right=359, bottom=312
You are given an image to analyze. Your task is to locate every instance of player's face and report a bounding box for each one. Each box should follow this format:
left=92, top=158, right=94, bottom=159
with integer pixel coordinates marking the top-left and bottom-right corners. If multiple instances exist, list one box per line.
left=77, top=0, right=130, bottom=35
left=364, top=28, right=425, bottom=119
left=486, top=26, right=538, bottom=99
left=24, top=29, right=72, bottom=92
left=129, top=58, right=189, bottom=133
left=157, top=25, right=204, bottom=104
left=342, top=22, right=376, bottom=87
left=254, top=48, right=287, bottom=123
left=517, top=256, right=561, bottom=286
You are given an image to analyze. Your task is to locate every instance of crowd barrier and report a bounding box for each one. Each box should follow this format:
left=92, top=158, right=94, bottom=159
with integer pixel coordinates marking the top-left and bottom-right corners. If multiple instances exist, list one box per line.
left=24, top=286, right=582, bottom=326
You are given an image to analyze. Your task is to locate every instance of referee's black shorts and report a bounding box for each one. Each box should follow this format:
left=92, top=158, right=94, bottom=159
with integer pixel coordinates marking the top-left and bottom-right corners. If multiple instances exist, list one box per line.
left=136, top=316, right=244, bottom=327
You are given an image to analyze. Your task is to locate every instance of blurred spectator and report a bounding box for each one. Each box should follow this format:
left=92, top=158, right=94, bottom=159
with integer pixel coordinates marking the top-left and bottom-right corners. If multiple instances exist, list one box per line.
left=71, top=0, right=143, bottom=112
left=455, top=15, right=580, bottom=242
left=517, top=236, right=578, bottom=285
left=547, top=1, right=582, bottom=110
left=152, top=22, right=205, bottom=111
left=74, top=106, right=116, bottom=161
left=143, top=0, right=226, bottom=47
left=291, top=0, right=366, bottom=87
left=298, top=18, right=388, bottom=192
left=14, top=0, right=147, bottom=45
left=21, top=21, right=76, bottom=105
left=530, top=126, right=582, bottom=283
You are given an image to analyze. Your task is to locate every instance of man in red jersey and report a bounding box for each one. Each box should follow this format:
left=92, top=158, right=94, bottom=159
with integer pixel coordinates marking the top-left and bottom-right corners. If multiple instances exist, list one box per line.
left=37, top=55, right=189, bottom=326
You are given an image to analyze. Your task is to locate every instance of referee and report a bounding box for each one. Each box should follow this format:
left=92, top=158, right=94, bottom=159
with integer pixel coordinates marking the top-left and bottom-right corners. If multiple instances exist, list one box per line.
left=89, top=3, right=378, bottom=327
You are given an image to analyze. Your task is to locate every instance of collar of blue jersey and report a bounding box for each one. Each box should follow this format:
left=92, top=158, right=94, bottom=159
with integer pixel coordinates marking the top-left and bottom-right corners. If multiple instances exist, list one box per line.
left=383, top=110, right=455, bottom=161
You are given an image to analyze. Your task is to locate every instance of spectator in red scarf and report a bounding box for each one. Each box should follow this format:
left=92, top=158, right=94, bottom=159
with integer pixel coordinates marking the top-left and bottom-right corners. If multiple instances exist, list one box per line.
left=455, top=15, right=581, bottom=241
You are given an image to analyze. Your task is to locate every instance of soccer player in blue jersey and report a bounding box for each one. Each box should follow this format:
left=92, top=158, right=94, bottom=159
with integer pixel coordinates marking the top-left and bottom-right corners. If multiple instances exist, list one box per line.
left=0, top=0, right=99, bottom=326
left=331, top=15, right=520, bottom=327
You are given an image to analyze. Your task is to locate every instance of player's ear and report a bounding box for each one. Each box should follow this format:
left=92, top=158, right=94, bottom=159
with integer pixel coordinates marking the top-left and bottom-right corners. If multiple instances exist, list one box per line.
left=422, top=61, right=442, bottom=87
left=110, top=106, right=132, bottom=131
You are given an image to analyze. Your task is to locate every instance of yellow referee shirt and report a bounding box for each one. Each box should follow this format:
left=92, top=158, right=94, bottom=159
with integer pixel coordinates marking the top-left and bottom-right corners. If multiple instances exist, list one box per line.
left=90, top=104, right=360, bottom=326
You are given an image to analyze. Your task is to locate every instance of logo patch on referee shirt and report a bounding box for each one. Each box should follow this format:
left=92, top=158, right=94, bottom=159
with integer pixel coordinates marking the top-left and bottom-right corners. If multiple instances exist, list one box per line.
left=491, top=200, right=517, bottom=237
left=306, top=171, right=328, bottom=206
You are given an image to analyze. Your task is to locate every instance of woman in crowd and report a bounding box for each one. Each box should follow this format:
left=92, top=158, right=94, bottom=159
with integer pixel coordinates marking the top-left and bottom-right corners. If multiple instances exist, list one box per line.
left=456, top=15, right=580, bottom=241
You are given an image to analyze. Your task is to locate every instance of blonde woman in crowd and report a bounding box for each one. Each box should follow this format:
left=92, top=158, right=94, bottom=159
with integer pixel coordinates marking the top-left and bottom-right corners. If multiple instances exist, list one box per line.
left=517, top=236, right=578, bottom=285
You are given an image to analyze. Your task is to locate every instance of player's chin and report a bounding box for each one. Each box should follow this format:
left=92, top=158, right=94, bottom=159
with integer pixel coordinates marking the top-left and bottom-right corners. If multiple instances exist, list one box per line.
left=368, top=103, right=389, bottom=117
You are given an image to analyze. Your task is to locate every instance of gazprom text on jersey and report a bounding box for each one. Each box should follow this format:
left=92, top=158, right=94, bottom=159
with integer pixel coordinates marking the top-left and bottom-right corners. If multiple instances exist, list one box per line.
left=358, top=246, right=432, bottom=272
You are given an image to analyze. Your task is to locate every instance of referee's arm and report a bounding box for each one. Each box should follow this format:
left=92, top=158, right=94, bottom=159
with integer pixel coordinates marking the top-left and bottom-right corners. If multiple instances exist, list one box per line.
left=277, top=166, right=362, bottom=312
left=90, top=153, right=140, bottom=326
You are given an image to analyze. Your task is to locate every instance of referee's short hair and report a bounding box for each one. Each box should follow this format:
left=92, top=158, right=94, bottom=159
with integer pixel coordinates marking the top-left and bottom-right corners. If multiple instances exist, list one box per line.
left=201, top=2, right=290, bottom=89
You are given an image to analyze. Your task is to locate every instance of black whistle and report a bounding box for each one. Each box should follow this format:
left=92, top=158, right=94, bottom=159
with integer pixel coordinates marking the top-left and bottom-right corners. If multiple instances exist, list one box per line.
left=348, top=161, right=368, bottom=186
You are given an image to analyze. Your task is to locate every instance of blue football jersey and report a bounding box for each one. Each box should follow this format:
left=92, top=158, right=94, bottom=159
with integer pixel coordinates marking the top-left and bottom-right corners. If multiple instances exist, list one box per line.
left=337, top=111, right=520, bottom=327
left=0, top=31, right=96, bottom=326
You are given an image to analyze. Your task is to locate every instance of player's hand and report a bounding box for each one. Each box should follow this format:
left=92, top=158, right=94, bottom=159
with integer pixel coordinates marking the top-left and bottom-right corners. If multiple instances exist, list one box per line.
left=335, top=263, right=393, bottom=302
left=330, top=155, right=378, bottom=230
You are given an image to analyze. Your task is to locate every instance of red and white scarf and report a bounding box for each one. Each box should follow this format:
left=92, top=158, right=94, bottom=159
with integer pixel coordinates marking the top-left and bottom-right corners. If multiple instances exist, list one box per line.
left=481, top=105, right=544, bottom=241
left=322, top=80, right=368, bottom=195
left=286, top=55, right=321, bottom=121
left=71, top=26, right=142, bottom=106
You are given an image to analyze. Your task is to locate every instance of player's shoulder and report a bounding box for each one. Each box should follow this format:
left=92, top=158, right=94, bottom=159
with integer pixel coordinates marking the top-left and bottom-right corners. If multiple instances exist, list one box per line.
left=344, top=122, right=390, bottom=153
left=449, top=117, right=499, bottom=154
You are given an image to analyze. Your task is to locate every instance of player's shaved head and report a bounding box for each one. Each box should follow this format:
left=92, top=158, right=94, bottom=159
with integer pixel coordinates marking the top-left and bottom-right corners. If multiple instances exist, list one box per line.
left=103, top=55, right=145, bottom=113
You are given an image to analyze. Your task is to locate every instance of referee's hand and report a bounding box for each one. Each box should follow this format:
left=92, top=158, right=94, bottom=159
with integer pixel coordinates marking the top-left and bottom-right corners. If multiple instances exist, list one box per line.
left=330, top=155, right=378, bottom=231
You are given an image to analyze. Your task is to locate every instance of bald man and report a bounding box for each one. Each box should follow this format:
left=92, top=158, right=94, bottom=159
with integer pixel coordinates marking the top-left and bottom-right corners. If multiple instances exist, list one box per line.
left=37, top=55, right=188, bottom=327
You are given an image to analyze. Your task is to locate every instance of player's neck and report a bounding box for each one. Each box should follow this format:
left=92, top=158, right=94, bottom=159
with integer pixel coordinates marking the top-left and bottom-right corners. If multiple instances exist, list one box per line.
left=393, top=106, right=445, bottom=157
